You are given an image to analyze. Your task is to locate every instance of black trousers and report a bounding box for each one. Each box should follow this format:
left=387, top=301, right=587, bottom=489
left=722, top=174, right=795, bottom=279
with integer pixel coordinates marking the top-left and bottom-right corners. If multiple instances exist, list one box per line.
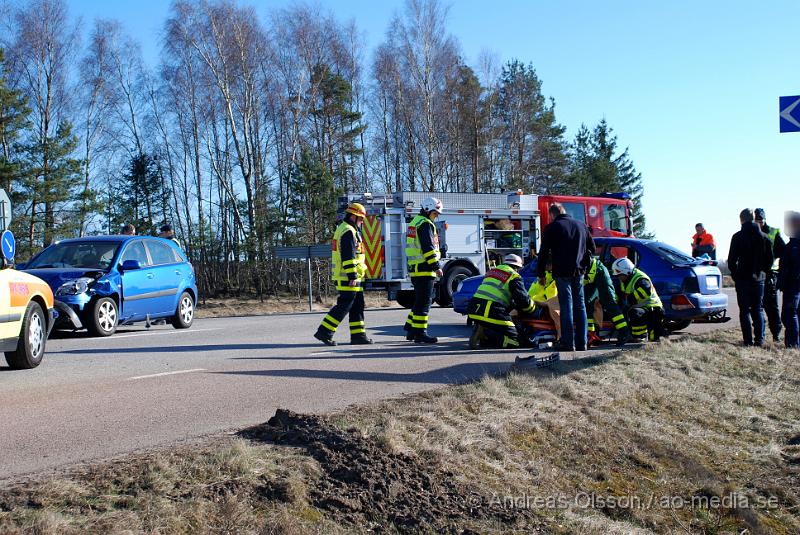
left=764, top=272, right=781, bottom=340
left=736, top=279, right=765, bottom=345
left=318, top=290, right=366, bottom=337
left=628, top=306, right=665, bottom=341
left=468, top=298, right=520, bottom=349
left=405, top=276, right=435, bottom=334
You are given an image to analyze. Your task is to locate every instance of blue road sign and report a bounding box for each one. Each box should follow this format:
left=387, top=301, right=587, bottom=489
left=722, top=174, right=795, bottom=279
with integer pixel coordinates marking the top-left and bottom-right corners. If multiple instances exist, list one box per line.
left=1, top=230, right=15, bottom=261
left=780, top=95, right=800, bottom=133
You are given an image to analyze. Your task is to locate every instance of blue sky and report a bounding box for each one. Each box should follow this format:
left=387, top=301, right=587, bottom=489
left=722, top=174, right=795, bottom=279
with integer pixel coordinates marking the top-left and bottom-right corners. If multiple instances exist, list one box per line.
left=66, top=0, right=800, bottom=258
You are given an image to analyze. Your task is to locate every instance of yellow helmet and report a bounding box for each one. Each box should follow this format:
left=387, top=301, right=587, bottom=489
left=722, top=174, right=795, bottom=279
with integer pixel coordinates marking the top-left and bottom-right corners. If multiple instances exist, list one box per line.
left=345, top=202, right=367, bottom=219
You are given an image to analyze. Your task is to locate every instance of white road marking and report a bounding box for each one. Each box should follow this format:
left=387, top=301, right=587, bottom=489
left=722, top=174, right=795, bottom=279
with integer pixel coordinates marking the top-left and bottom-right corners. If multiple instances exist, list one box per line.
left=309, top=351, right=333, bottom=356
left=127, top=368, right=206, bottom=381
left=110, top=328, right=221, bottom=340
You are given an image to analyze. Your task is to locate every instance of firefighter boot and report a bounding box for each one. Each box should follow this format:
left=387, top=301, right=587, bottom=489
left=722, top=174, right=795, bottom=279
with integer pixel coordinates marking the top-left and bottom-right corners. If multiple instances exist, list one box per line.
left=314, top=328, right=337, bottom=346
left=351, top=333, right=374, bottom=345
left=469, top=324, right=485, bottom=350
left=414, top=331, right=438, bottom=344
left=616, top=328, right=633, bottom=347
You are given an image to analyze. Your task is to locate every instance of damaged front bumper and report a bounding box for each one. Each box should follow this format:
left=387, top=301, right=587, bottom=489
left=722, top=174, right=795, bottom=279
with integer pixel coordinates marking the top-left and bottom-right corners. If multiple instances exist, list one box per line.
left=53, top=299, right=84, bottom=329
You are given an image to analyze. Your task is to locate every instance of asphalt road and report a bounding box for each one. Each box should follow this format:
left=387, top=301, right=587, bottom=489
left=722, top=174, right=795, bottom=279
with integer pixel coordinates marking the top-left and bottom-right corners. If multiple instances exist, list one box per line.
left=0, top=288, right=737, bottom=480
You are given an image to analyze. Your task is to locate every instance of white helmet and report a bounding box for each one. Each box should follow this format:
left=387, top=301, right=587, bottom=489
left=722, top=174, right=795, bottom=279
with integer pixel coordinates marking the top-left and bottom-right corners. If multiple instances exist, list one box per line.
left=611, top=257, right=635, bottom=276
left=504, top=253, right=523, bottom=268
left=421, top=196, right=443, bottom=214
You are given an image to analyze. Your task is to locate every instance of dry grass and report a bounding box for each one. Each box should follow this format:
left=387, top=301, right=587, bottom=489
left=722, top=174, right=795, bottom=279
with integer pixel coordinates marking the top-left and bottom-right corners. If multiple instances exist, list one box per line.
left=195, top=294, right=394, bottom=319
left=1, top=329, right=798, bottom=534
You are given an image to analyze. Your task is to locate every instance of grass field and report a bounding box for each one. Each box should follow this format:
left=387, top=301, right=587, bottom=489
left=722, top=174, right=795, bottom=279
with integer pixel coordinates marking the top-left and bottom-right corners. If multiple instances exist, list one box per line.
left=1, top=329, right=798, bottom=534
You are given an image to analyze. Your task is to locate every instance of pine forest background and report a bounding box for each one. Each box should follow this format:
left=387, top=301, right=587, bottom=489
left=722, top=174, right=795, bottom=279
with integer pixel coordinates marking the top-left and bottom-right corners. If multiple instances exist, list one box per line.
left=0, top=0, right=649, bottom=300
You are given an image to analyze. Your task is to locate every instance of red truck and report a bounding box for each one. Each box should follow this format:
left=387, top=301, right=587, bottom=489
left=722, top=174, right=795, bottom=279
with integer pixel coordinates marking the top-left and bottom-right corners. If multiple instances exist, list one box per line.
left=538, top=193, right=634, bottom=238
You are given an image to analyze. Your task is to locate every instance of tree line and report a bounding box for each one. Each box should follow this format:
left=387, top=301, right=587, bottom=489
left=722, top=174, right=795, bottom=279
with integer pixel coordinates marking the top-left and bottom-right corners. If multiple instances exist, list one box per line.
left=0, top=0, right=648, bottom=299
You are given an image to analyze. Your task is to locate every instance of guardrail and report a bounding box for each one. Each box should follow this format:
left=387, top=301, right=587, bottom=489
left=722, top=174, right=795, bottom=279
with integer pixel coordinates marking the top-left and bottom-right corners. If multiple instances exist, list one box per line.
left=275, top=245, right=332, bottom=311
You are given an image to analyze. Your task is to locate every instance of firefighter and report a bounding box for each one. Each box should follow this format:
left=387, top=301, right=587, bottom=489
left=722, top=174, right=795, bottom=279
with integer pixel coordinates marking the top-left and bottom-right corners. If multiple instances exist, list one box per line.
left=611, top=258, right=666, bottom=342
left=404, top=197, right=444, bottom=344
left=468, top=254, right=535, bottom=349
left=527, top=266, right=561, bottom=340
left=691, top=223, right=716, bottom=259
left=754, top=208, right=786, bottom=343
left=584, top=256, right=632, bottom=347
left=314, top=202, right=373, bottom=346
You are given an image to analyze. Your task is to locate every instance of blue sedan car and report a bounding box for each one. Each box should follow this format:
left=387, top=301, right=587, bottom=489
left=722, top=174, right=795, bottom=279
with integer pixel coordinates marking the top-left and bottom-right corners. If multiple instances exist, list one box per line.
left=21, top=236, right=198, bottom=336
left=453, top=238, right=728, bottom=332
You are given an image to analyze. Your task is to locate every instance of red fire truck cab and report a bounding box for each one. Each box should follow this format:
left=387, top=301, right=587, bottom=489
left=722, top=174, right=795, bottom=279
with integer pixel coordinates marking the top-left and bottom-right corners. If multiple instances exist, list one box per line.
left=538, top=193, right=634, bottom=237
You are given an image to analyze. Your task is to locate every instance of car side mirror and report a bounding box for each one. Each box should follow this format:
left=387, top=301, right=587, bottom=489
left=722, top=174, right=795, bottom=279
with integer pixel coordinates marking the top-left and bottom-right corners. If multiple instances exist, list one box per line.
left=120, top=260, right=142, bottom=271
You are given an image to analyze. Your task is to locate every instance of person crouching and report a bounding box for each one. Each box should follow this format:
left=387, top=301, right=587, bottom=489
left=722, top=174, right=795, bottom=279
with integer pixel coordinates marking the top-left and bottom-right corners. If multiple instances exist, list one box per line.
left=468, top=254, right=534, bottom=349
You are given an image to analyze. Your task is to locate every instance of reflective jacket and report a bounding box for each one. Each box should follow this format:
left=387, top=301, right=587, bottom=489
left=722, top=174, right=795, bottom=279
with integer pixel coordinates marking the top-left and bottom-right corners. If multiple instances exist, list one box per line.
left=621, top=269, right=662, bottom=309
left=474, top=264, right=535, bottom=312
left=763, top=224, right=785, bottom=272
left=528, top=271, right=557, bottom=303
left=691, top=231, right=716, bottom=254
left=332, top=221, right=366, bottom=291
left=406, top=214, right=440, bottom=277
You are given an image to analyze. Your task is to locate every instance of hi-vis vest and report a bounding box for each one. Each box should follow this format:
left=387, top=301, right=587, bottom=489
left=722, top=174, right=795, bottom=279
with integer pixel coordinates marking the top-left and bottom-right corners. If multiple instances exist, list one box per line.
left=474, top=264, right=520, bottom=308
left=583, top=257, right=599, bottom=285
left=332, top=222, right=366, bottom=291
left=528, top=271, right=557, bottom=302
left=766, top=226, right=780, bottom=271
left=622, top=269, right=662, bottom=309
left=405, top=215, right=440, bottom=277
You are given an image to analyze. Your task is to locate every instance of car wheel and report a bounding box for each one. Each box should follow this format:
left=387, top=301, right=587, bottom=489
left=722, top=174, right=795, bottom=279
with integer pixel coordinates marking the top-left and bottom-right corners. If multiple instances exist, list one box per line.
left=437, top=265, right=474, bottom=307
left=5, top=301, right=47, bottom=369
left=172, top=291, right=194, bottom=329
left=664, top=319, right=692, bottom=333
left=87, top=297, right=118, bottom=337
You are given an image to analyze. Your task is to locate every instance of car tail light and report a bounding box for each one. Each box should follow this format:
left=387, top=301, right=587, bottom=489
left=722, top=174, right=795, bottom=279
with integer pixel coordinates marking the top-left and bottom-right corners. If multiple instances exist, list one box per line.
left=671, top=294, right=695, bottom=310
left=681, top=276, right=700, bottom=294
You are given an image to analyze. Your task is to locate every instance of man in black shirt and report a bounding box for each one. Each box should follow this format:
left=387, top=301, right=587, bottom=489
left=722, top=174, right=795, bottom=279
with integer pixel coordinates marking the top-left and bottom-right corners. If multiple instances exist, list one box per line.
left=537, top=203, right=595, bottom=351
left=727, top=208, right=774, bottom=347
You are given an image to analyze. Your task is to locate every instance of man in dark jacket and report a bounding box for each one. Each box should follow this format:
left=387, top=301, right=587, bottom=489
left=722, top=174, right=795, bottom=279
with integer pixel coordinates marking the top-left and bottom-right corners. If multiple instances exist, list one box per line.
left=754, top=208, right=786, bottom=343
left=727, top=208, right=774, bottom=346
left=537, top=203, right=595, bottom=351
left=778, top=211, right=800, bottom=348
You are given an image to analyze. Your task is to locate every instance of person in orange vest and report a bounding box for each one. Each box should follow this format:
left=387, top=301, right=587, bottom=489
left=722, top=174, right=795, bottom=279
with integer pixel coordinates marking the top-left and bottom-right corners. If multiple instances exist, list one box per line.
left=691, top=223, right=716, bottom=259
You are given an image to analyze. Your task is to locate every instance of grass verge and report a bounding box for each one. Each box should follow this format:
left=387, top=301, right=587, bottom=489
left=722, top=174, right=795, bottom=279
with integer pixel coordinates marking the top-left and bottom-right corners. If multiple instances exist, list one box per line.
left=1, top=329, right=798, bottom=534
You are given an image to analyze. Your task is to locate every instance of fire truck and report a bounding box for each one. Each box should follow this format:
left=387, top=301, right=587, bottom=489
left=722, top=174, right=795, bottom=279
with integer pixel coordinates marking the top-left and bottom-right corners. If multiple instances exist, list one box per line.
left=339, top=191, right=634, bottom=308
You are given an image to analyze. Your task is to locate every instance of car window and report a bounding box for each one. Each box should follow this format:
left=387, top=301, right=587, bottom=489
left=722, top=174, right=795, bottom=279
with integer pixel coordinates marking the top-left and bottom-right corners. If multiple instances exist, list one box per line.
left=647, top=242, right=697, bottom=266
left=562, top=202, right=586, bottom=223
left=147, top=240, right=179, bottom=265
left=604, top=244, right=639, bottom=269
left=27, top=241, right=120, bottom=270
left=120, top=241, right=150, bottom=266
left=603, top=204, right=628, bottom=234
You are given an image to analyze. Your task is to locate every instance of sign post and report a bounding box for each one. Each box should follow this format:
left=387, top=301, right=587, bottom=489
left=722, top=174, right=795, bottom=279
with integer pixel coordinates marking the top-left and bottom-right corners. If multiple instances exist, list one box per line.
left=0, top=188, right=11, bottom=232
left=275, top=244, right=332, bottom=312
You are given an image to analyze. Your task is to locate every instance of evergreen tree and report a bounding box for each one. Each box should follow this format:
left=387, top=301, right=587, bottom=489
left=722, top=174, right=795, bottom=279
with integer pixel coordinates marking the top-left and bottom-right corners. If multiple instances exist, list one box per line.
left=288, top=147, right=340, bottom=244
left=569, top=119, right=649, bottom=236
left=116, top=153, right=164, bottom=235
left=0, top=48, right=30, bottom=216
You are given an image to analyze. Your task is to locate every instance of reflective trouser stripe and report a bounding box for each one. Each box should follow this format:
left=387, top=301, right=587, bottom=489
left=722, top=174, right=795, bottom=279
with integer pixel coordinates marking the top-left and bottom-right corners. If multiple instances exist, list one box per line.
left=612, top=314, right=628, bottom=329
left=405, top=312, right=428, bottom=329
left=321, top=314, right=340, bottom=332
left=587, top=318, right=596, bottom=332
left=503, top=336, right=520, bottom=348
left=631, top=326, right=648, bottom=336
left=349, top=320, right=366, bottom=334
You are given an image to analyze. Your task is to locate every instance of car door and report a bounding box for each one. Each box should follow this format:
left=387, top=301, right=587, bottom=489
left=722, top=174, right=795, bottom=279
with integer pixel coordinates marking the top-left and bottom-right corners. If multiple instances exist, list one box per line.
left=143, top=239, right=183, bottom=315
left=118, top=239, right=156, bottom=321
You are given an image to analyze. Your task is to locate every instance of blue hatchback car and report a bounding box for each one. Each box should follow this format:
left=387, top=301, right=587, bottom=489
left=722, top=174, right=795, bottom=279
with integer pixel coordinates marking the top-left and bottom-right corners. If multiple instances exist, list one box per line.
left=453, top=237, right=728, bottom=331
left=21, top=236, right=198, bottom=336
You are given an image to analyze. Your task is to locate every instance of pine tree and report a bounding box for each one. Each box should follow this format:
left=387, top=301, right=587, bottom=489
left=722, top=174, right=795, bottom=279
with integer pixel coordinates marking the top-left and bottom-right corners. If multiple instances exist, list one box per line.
left=0, top=48, right=31, bottom=207
left=116, top=153, right=164, bottom=235
left=288, top=147, right=340, bottom=244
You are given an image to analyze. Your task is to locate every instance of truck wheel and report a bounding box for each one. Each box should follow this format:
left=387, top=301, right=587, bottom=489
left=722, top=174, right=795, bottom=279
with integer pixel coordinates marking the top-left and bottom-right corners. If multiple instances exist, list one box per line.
left=87, top=297, right=118, bottom=337
left=5, top=301, right=47, bottom=369
left=396, top=290, right=415, bottom=309
left=172, top=291, right=194, bottom=329
left=437, top=265, right=474, bottom=307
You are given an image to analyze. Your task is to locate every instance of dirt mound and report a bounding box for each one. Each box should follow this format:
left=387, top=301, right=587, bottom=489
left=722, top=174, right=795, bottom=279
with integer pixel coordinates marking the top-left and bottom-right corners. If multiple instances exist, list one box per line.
left=241, top=409, right=542, bottom=534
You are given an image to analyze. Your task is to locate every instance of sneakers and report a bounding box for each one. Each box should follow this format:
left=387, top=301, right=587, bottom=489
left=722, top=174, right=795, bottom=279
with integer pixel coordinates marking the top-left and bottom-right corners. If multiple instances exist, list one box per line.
left=414, top=332, right=438, bottom=344
left=314, top=330, right=337, bottom=346
left=350, top=334, right=374, bottom=345
left=469, top=325, right=485, bottom=350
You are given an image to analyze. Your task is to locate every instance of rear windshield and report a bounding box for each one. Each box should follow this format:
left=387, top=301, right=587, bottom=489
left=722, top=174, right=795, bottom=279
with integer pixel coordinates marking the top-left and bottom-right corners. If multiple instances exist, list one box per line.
left=646, top=242, right=698, bottom=265
left=27, top=241, right=121, bottom=270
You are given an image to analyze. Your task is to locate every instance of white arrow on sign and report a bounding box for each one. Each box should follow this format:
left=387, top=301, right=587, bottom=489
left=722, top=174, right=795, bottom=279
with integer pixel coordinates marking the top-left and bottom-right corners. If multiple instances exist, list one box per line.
left=780, top=96, right=800, bottom=129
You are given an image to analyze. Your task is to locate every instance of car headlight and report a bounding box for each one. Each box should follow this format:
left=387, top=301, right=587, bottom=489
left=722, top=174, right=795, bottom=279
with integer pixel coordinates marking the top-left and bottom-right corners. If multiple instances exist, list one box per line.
left=456, top=281, right=464, bottom=294
left=56, top=277, right=94, bottom=296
